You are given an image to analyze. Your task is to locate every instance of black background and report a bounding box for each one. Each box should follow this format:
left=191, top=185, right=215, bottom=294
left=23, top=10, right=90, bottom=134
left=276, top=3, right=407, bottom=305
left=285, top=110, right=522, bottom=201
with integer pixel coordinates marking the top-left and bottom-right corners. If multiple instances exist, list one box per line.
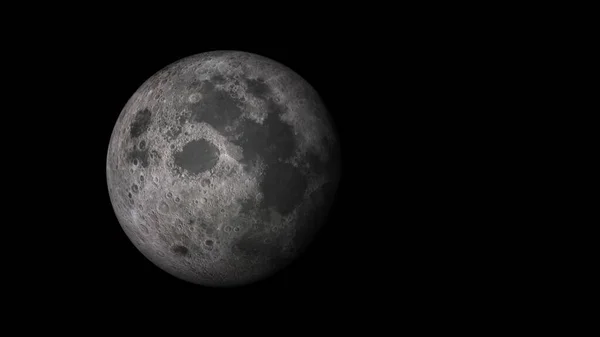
left=17, top=35, right=453, bottom=313
left=11, top=36, right=511, bottom=320
left=6, top=12, right=553, bottom=325
left=30, top=45, right=393, bottom=307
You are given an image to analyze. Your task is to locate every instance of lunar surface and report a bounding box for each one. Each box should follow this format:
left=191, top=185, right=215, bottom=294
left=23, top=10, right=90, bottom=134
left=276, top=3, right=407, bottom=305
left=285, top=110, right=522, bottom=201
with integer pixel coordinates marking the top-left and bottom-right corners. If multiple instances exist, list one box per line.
left=106, top=51, right=340, bottom=287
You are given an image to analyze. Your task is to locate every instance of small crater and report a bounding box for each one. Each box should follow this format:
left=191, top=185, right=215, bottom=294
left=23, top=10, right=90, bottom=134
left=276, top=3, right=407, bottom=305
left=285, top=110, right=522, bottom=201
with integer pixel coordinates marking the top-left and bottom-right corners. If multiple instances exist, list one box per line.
left=234, top=227, right=240, bottom=232
left=200, top=197, right=207, bottom=204
left=205, top=239, right=214, bottom=246
left=194, top=199, right=199, bottom=205
left=139, top=224, right=149, bottom=234
left=166, top=126, right=182, bottom=140
left=158, top=202, right=169, bottom=213
left=188, top=93, right=202, bottom=103
left=138, top=140, right=146, bottom=150
left=128, top=192, right=132, bottom=199
left=201, top=178, right=211, bottom=187
left=175, top=196, right=181, bottom=203
left=157, top=251, right=165, bottom=257
left=224, top=226, right=232, bottom=233
left=139, top=174, right=144, bottom=182
left=133, top=159, right=138, bottom=166
left=167, top=192, right=173, bottom=199
left=131, top=184, right=138, bottom=193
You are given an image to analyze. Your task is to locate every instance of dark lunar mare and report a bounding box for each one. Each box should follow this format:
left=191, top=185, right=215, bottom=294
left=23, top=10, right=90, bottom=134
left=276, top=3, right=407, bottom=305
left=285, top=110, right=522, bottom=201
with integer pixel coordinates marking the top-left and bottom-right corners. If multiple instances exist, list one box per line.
left=293, top=181, right=338, bottom=254
left=171, top=245, right=190, bottom=256
left=235, top=101, right=295, bottom=169
left=130, top=108, right=152, bottom=138
left=189, top=79, right=243, bottom=134
left=261, top=162, right=307, bottom=215
left=245, top=77, right=271, bottom=99
left=127, top=149, right=149, bottom=168
left=173, top=139, right=220, bottom=175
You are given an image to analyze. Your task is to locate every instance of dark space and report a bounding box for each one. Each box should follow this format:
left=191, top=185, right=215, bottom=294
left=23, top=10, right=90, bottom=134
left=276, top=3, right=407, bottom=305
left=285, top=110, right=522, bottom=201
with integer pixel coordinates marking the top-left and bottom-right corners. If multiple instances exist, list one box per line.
left=20, top=34, right=449, bottom=316
left=32, top=45, right=371, bottom=306
left=8, top=20, right=533, bottom=324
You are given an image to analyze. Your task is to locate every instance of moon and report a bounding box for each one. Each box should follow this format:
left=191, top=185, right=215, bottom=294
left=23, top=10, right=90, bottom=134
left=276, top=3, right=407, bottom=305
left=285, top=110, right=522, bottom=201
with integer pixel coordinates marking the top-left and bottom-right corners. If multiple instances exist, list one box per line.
left=106, top=50, right=340, bottom=287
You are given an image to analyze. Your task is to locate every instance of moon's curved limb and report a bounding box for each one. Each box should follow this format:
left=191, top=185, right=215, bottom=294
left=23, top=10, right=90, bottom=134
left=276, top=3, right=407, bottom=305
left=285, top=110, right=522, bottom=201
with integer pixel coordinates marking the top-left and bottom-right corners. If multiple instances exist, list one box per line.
left=106, top=51, right=340, bottom=286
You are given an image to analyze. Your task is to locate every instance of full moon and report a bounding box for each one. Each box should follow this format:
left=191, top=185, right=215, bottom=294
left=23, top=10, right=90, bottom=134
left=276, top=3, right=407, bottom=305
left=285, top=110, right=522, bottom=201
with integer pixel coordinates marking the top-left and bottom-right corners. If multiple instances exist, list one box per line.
left=106, top=51, right=340, bottom=287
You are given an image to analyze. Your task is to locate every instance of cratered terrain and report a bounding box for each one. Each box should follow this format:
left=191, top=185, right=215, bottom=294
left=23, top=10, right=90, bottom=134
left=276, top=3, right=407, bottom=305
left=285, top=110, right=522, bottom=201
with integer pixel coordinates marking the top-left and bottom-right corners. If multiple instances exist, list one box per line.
left=106, top=50, right=340, bottom=287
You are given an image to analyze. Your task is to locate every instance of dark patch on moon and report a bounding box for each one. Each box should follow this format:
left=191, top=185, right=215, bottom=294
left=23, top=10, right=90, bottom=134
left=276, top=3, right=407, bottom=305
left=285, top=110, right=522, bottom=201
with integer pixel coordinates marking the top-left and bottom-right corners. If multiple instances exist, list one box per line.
left=130, top=108, right=152, bottom=138
left=189, top=81, right=243, bottom=133
left=171, top=245, right=189, bottom=256
left=240, top=198, right=256, bottom=215
left=245, top=78, right=270, bottom=98
left=293, top=181, right=337, bottom=253
left=176, top=114, right=187, bottom=127
left=236, top=101, right=295, bottom=169
left=173, top=139, right=220, bottom=175
left=233, top=235, right=279, bottom=260
left=127, top=149, right=149, bottom=168
left=305, top=152, right=327, bottom=175
left=305, top=147, right=341, bottom=180
left=261, top=162, right=307, bottom=215
left=187, top=80, right=204, bottom=91
left=211, top=74, right=226, bottom=84
left=262, top=102, right=296, bottom=162
left=200, top=222, right=216, bottom=236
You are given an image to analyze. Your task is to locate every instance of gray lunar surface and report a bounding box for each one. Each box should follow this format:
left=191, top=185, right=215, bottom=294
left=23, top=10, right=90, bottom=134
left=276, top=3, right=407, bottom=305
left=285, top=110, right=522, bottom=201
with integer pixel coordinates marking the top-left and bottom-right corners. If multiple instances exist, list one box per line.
left=106, top=50, right=340, bottom=287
